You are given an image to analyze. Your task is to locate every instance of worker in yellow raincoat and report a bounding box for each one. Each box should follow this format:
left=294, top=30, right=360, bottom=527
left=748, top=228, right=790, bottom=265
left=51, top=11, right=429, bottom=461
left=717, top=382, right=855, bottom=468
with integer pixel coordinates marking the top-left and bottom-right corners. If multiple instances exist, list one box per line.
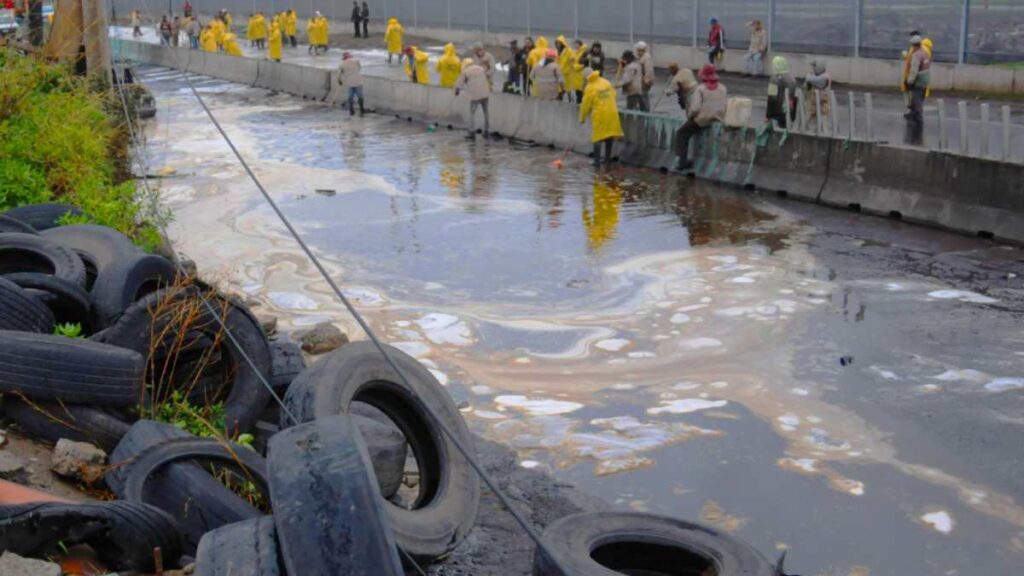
left=436, top=43, right=462, bottom=88
left=210, top=17, right=226, bottom=49
left=582, top=179, right=623, bottom=250
left=268, top=20, right=282, bottom=61
left=200, top=24, right=218, bottom=52
left=285, top=9, right=298, bottom=48
left=385, top=18, right=404, bottom=64
left=404, top=45, right=430, bottom=84
left=223, top=31, right=243, bottom=56
left=222, top=11, right=233, bottom=30
left=555, top=35, right=580, bottom=102
left=900, top=34, right=933, bottom=100
left=526, top=36, right=549, bottom=96
left=579, top=70, right=623, bottom=166
left=570, top=39, right=589, bottom=102
left=307, top=12, right=328, bottom=55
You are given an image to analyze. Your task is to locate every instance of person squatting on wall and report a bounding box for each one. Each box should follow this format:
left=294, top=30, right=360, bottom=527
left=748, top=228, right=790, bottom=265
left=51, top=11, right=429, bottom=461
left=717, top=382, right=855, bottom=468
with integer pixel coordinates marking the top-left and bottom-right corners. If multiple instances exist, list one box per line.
left=338, top=51, right=365, bottom=116
left=456, top=58, right=491, bottom=139
left=674, top=65, right=727, bottom=171
left=665, top=63, right=698, bottom=114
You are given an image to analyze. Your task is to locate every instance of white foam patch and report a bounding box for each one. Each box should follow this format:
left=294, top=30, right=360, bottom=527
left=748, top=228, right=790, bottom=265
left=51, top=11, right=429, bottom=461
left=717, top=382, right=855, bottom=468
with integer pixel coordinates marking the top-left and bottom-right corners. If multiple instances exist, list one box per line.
left=921, top=511, right=954, bottom=534
left=428, top=369, right=449, bottom=386
left=647, top=398, right=728, bottom=415
left=790, top=388, right=810, bottom=396
left=672, top=382, right=702, bottom=390
left=342, top=287, right=384, bottom=305
left=932, top=369, right=987, bottom=382
left=612, top=383, right=637, bottom=390
left=677, top=304, right=707, bottom=312
left=778, top=413, right=801, bottom=427
left=669, top=313, right=691, bottom=324
left=267, top=291, right=319, bottom=310
left=679, top=337, right=723, bottom=350
left=494, top=395, right=584, bottom=416
left=628, top=351, right=657, bottom=359
left=927, top=290, right=998, bottom=304
left=985, top=378, right=1024, bottom=392
left=472, top=410, right=507, bottom=420
left=415, top=313, right=472, bottom=346
left=471, top=385, right=494, bottom=395
left=520, top=460, right=540, bottom=469
left=870, top=366, right=901, bottom=380
left=595, top=338, right=631, bottom=352
left=392, top=341, right=432, bottom=358
left=728, top=276, right=757, bottom=284
left=707, top=255, right=737, bottom=264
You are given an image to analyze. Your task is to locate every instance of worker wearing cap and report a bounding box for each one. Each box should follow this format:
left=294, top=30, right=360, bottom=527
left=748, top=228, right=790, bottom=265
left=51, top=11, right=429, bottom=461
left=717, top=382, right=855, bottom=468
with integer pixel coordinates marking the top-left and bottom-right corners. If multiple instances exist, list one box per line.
left=456, top=57, right=491, bottom=139
left=634, top=41, right=654, bottom=110
left=404, top=45, right=430, bottom=84
left=338, top=52, right=365, bottom=116
left=902, top=33, right=931, bottom=126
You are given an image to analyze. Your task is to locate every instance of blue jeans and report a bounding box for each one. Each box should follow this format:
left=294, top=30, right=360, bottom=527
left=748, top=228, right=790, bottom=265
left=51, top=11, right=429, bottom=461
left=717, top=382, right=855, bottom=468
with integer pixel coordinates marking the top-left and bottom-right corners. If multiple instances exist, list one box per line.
left=189, top=35, right=198, bottom=49
left=348, top=86, right=364, bottom=114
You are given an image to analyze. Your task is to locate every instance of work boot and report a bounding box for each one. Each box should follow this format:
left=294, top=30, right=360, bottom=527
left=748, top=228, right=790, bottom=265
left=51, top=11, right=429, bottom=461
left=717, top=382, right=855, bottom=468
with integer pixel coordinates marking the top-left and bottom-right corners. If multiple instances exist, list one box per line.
left=349, top=107, right=355, bottom=117
left=674, top=159, right=694, bottom=172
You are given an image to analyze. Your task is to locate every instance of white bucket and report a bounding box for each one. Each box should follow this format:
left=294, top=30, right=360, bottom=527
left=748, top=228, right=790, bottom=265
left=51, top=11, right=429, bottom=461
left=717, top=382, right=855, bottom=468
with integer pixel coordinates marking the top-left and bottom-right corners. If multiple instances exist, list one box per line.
left=724, top=97, right=752, bottom=127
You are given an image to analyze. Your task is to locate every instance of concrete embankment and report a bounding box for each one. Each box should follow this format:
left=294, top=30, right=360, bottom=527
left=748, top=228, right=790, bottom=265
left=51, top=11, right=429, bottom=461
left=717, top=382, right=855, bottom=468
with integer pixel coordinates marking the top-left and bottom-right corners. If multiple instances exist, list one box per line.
left=119, top=40, right=1024, bottom=245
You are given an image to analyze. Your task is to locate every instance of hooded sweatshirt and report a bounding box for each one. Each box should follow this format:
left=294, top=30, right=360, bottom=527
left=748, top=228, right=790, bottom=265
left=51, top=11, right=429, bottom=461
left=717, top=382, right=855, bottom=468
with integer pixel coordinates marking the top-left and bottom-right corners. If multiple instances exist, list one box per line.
left=437, top=43, right=462, bottom=88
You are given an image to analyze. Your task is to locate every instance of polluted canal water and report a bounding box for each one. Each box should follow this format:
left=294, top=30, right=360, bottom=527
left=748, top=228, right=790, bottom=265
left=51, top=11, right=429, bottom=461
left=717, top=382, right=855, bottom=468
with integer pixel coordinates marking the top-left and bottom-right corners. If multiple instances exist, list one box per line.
left=141, top=66, right=1024, bottom=575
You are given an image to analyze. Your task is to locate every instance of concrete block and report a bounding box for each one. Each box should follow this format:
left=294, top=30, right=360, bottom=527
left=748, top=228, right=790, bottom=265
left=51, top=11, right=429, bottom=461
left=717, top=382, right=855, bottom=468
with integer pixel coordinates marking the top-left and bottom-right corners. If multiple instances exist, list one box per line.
left=255, top=59, right=284, bottom=91
left=1014, top=70, right=1024, bottom=95
left=297, top=66, right=331, bottom=100
left=953, top=65, right=1015, bottom=93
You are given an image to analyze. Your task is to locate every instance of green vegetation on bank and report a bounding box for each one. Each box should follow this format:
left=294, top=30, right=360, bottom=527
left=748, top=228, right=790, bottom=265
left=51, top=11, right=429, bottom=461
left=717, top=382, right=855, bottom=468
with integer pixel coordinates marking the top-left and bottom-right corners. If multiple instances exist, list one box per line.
left=0, top=48, right=161, bottom=250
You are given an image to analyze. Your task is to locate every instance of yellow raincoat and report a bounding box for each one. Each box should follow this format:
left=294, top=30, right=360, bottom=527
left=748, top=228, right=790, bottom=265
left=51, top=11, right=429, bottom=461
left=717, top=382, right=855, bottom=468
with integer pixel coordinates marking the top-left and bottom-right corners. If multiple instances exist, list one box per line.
left=436, top=43, right=462, bottom=88
left=579, top=71, right=623, bottom=142
left=556, top=36, right=574, bottom=86
left=247, top=14, right=266, bottom=41
left=582, top=180, right=623, bottom=250
left=901, top=37, right=933, bottom=97
left=223, top=12, right=232, bottom=29
left=307, top=16, right=328, bottom=46
left=223, top=32, right=243, bottom=56
left=385, top=18, right=404, bottom=55
left=210, top=18, right=226, bottom=47
left=268, top=22, right=282, bottom=60
left=285, top=10, right=297, bottom=36
left=200, top=26, right=218, bottom=52
left=569, top=43, right=588, bottom=92
left=405, top=47, right=430, bottom=84
left=527, top=36, right=548, bottom=69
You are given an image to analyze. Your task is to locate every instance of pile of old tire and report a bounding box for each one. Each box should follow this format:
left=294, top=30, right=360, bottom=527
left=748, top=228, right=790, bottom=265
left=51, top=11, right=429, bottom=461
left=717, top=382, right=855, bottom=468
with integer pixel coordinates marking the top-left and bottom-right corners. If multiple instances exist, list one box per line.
left=0, top=203, right=283, bottom=451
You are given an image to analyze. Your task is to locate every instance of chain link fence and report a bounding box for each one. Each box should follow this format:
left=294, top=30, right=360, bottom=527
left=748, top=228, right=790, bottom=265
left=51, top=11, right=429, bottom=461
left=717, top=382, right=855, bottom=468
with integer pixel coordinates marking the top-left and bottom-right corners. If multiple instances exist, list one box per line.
left=116, top=0, right=1024, bottom=64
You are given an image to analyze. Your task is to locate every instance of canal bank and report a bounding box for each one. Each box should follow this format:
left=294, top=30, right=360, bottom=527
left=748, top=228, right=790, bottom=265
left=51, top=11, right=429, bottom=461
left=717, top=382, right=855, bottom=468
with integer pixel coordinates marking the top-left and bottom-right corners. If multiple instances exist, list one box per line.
left=136, top=63, right=1024, bottom=575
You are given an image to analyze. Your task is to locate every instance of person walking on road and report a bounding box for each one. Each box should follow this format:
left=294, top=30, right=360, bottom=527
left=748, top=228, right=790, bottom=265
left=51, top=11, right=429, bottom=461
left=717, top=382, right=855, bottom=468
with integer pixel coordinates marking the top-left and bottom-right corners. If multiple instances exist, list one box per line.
left=744, top=20, right=767, bottom=76
left=579, top=70, right=624, bottom=166
left=339, top=52, right=366, bottom=116
left=531, top=49, right=565, bottom=101
left=456, top=58, right=491, bottom=139
left=351, top=2, right=362, bottom=38
left=665, top=63, right=698, bottom=114
left=902, top=34, right=931, bottom=126
left=360, top=2, right=369, bottom=39
left=765, top=55, right=796, bottom=128
left=285, top=9, right=297, bottom=47
left=674, top=65, right=727, bottom=171
left=437, top=43, right=462, bottom=88
left=635, top=41, right=654, bottom=110
left=385, top=18, right=404, bottom=64
left=707, top=17, right=725, bottom=66
left=617, top=50, right=645, bottom=111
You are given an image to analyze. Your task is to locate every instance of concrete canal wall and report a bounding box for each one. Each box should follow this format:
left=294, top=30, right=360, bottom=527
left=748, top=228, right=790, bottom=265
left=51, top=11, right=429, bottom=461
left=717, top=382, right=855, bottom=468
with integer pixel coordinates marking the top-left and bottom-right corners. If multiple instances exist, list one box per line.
left=120, top=41, right=1024, bottom=245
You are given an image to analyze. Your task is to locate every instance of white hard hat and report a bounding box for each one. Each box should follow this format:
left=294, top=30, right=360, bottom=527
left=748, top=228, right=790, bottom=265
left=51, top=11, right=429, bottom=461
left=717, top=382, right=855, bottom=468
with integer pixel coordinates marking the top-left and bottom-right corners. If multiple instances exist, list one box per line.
left=635, top=41, right=647, bottom=50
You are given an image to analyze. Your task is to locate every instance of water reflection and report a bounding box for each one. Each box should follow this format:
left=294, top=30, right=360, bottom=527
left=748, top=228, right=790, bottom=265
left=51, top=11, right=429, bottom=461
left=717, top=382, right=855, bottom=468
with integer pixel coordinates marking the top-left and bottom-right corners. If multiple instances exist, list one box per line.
left=582, top=177, right=624, bottom=251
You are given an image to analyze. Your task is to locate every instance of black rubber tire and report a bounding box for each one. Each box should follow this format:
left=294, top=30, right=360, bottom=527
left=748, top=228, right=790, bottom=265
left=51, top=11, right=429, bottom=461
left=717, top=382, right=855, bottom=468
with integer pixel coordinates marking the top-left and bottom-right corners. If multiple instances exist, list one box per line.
left=0, top=232, right=87, bottom=287
left=269, top=340, right=306, bottom=392
left=350, top=403, right=408, bottom=500
left=0, top=276, right=54, bottom=333
left=95, top=286, right=272, bottom=433
left=2, top=397, right=130, bottom=452
left=106, top=420, right=262, bottom=550
left=0, top=501, right=184, bottom=572
left=1, top=203, right=85, bottom=231
left=0, top=330, right=144, bottom=405
left=281, top=341, right=480, bottom=561
left=89, top=253, right=178, bottom=328
left=120, top=437, right=270, bottom=512
left=42, top=224, right=141, bottom=292
left=194, top=517, right=283, bottom=576
left=532, top=512, right=777, bottom=576
left=268, top=415, right=403, bottom=576
left=3, top=272, right=91, bottom=328
left=0, top=214, right=38, bottom=234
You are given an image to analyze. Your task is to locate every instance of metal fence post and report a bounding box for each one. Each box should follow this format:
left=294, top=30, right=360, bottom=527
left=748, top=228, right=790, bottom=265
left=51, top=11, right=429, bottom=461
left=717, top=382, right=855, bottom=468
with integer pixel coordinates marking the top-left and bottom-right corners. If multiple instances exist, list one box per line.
left=446, top=0, right=450, bottom=29
left=784, top=88, right=792, bottom=132
left=980, top=103, right=989, bottom=158
left=865, top=92, right=873, bottom=140
left=526, top=0, right=530, bottom=36
left=848, top=91, right=856, bottom=139
left=482, top=0, right=487, bottom=33
left=629, top=0, right=634, bottom=44
left=958, top=0, right=970, bottom=64
left=574, top=0, right=578, bottom=39
left=767, top=0, right=774, bottom=53
left=1003, top=105, right=1012, bottom=162
left=938, top=98, right=947, bottom=150
left=958, top=101, right=969, bottom=155
left=692, top=0, right=698, bottom=48
left=854, top=0, right=862, bottom=58
left=830, top=90, right=839, bottom=136
left=413, top=0, right=417, bottom=27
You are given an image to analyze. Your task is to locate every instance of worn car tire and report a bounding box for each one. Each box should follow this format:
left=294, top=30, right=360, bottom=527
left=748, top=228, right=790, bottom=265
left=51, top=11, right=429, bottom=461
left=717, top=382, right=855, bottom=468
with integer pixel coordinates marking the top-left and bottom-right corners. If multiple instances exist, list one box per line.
left=0, top=232, right=87, bottom=287
left=0, top=330, right=144, bottom=405
left=2, top=397, right=130, bottom=452
left=0, top=276, right=54, bottom=333
left=269, top=340, right=306, bottom=392
left=0, top=501, right=184, bottom=572
left=90, top=253, right=178, bottom=328
left=1, top=203, right=84, bottom=231
left=532, top=512, right=778, bottom=576
left=120, top=437, right=270, bottom=512
left=3, top=272, right=91, bottom=327
left=350, top=403, right=408, bottom=500
left=95, top=286, right=272, bottom=433
left=42, top=224, right=140, bottom=291
left=282, top=341, right=479, bottom=561
left=106, top=421, right=262, bottom=549
left=194, top=517, right=283, bottom=576
left=268, top=415, right=403, bottom=576
left=0, top=215, right=38, bottom=234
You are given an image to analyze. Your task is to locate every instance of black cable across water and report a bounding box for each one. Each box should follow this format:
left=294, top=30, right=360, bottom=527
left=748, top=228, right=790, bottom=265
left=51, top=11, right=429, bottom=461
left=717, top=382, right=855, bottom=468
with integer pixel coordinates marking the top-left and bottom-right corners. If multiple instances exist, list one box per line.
left=109, top=13, right=571, bottom=574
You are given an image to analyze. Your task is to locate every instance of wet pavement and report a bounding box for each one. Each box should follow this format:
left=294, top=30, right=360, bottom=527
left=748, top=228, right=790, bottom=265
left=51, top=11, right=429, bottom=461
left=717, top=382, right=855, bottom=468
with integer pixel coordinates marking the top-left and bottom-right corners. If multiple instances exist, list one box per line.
left=114, top=25, right=1024, bottom=161
left=137, top=64, right=1024, bottom=575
